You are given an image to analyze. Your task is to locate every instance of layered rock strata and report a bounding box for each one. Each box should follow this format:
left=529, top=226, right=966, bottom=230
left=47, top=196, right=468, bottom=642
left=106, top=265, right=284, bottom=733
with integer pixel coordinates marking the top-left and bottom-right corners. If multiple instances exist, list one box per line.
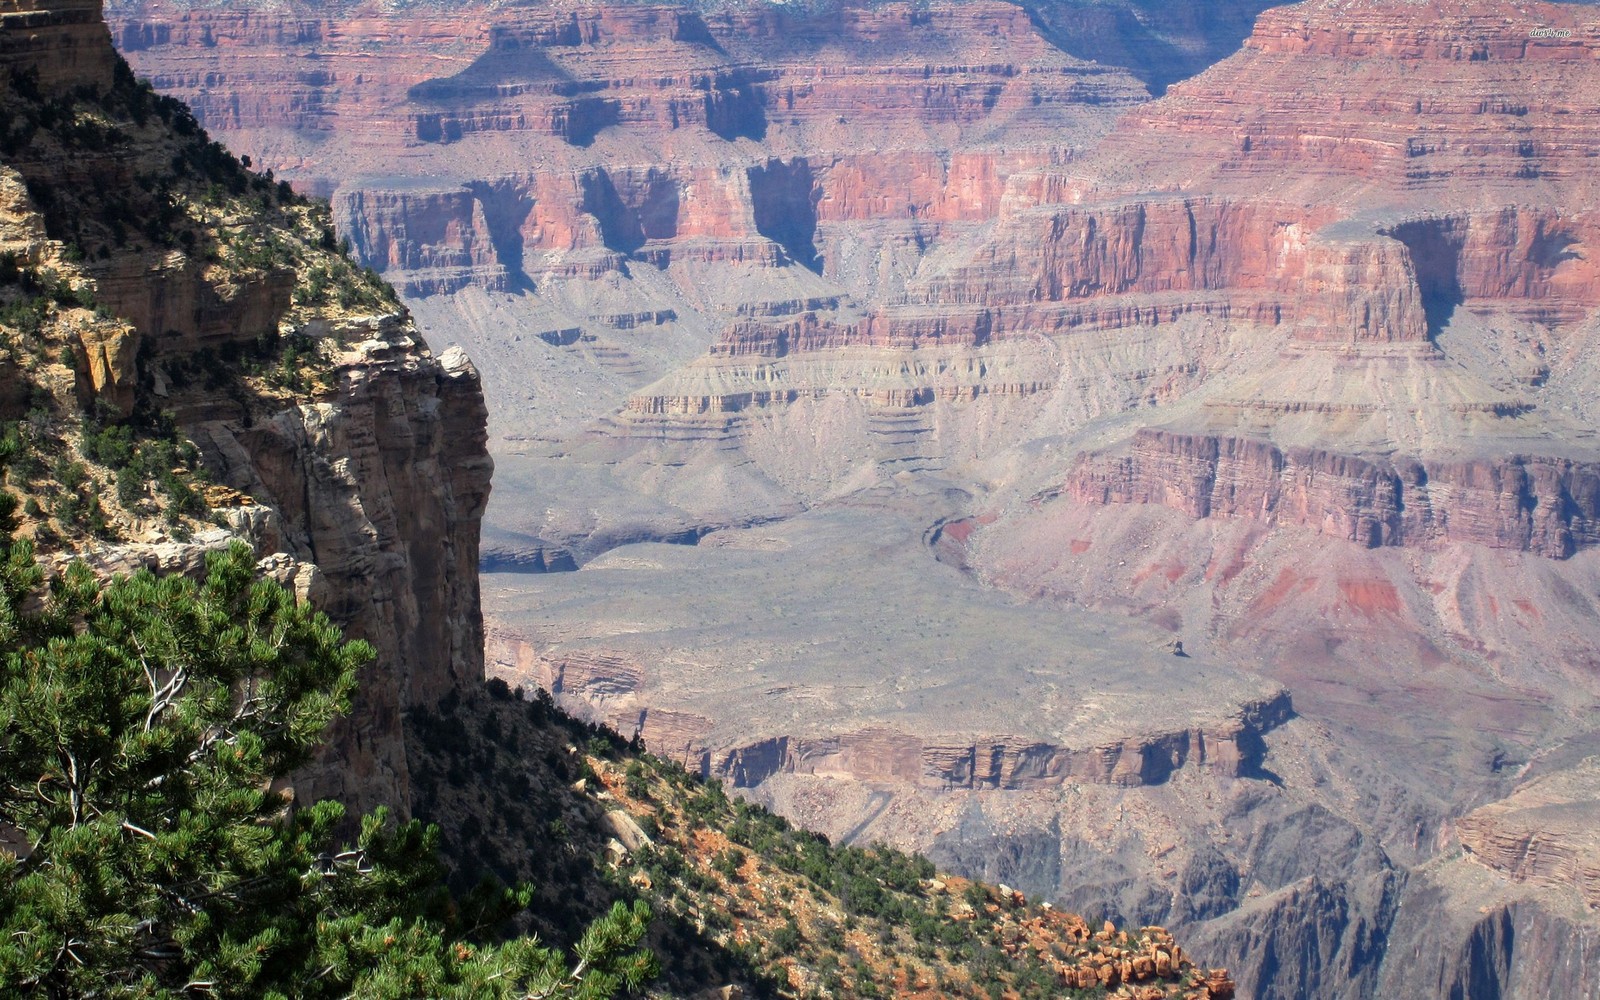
left=1068, top=429, right=1600, bottom=558
left=110, top=0, right=1145, bottom=296
left=943, top=1, right=1600, bottom=565
left=1, top=0, right=494, bottom=818
left=1457, top=760, right=1600, bottom=910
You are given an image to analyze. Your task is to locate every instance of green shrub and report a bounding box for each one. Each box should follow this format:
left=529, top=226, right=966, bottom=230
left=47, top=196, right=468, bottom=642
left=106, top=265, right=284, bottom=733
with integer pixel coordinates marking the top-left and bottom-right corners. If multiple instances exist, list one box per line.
left=0, top=526, right=658, bottom=998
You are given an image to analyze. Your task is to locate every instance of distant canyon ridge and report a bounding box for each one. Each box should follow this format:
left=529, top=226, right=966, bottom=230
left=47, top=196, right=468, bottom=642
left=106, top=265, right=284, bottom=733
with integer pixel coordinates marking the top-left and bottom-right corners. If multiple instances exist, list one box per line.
left=108, top=1, right=1600, bottom=997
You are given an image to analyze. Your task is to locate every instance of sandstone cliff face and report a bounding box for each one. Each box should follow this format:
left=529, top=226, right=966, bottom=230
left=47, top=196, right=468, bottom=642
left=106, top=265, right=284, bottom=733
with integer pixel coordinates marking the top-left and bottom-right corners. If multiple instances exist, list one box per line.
left=1, top=0, right=494, bottom=819
left=189, top=327, right=492, bottom=812
left=1067, top=429, right=1600, bottom=558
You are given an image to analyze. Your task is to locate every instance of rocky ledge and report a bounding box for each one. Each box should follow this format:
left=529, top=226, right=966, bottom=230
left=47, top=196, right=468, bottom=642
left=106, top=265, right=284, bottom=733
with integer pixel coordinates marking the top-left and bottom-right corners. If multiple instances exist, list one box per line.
left=1068, top=428, right=1600, bottom=559
left=1457, top=759, right=1600, bottom=910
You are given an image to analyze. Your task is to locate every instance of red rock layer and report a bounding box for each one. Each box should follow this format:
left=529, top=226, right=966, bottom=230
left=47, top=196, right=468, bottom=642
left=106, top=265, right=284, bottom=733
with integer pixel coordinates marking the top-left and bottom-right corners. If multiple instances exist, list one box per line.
left=1067, top=429, right=1600, bottom=558
left=111, top=0, right=1142, bottom=295
left=958, top=0, right=1600, bottom=342
left=326, top=148, right=1074, bottom=294
left=690, top=193, right=1600, bottom=363
left=337, top=187, right=512, bottom=295
left=916, top=202, right=1600, bottom=339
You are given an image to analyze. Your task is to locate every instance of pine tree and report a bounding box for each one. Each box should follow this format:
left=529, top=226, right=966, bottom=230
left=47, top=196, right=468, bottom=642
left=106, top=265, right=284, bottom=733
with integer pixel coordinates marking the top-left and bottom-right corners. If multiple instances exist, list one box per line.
left=0, top=442, right=655, bottom=998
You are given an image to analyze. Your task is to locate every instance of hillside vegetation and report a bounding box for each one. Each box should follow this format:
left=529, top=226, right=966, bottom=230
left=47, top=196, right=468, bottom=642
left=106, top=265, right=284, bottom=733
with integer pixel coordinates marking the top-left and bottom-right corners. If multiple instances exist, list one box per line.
left=407, top=682, right=1237, bottom=999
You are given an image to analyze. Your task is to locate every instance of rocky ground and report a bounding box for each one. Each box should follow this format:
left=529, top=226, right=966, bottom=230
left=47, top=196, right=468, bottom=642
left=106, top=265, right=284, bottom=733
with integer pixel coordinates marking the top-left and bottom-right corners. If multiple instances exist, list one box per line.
left=408, top=679, right=1240, bottom=999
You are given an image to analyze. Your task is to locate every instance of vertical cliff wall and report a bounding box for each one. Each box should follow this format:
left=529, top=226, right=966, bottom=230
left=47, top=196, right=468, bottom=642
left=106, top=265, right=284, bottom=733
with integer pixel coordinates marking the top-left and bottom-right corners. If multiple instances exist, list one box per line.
left=191, top=329, right=493, bottom=813
left=0, top=0, right=115, bottom=90
left=0, top=0, right=493, bottom=818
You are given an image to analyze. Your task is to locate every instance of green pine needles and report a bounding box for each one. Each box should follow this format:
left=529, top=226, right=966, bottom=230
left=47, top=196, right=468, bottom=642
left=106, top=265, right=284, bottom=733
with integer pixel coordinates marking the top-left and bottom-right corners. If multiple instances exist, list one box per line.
left=0, top=512, right=655, bottom=996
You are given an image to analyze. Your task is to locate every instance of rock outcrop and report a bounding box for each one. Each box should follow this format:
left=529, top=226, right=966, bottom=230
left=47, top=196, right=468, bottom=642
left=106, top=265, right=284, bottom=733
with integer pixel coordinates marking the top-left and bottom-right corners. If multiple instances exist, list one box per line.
left=0, top=0, right=494, bottom=818
left=1457, top=760, right=1600, bottom=910
left=1068, top=429, right=1600, bottom=558
left=187, top=324, right=492, bottom=811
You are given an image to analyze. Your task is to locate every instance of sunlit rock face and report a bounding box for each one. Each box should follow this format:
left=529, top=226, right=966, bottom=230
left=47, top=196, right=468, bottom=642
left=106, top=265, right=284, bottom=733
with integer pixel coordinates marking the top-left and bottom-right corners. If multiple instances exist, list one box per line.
left=1, top=0, right=495, bottom=820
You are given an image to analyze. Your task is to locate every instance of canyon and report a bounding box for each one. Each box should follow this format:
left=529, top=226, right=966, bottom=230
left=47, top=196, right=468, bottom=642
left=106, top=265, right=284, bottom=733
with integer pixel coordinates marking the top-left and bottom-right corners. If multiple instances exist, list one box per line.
left=2, top=5, right=1253, bottom=996
left=106, top=0, right=1600, bottom=997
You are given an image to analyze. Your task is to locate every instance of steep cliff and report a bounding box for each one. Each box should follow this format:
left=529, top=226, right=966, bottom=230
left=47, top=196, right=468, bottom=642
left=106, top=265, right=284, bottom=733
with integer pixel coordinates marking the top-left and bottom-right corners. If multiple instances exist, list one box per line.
left=1067, top=429, right=1600, bottom=558
left=0, top=0, right=492, bottom=818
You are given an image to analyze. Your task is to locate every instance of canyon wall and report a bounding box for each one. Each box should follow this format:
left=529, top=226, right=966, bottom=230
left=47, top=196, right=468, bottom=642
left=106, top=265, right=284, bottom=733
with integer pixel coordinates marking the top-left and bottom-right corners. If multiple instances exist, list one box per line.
left=1, top=1, right=494, bottom=818
left=108, top=2, right=1600, bottom=998
left=108, top=0, right=1148, bottom=298
left=1068, top=429, right=1600, bottom=558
